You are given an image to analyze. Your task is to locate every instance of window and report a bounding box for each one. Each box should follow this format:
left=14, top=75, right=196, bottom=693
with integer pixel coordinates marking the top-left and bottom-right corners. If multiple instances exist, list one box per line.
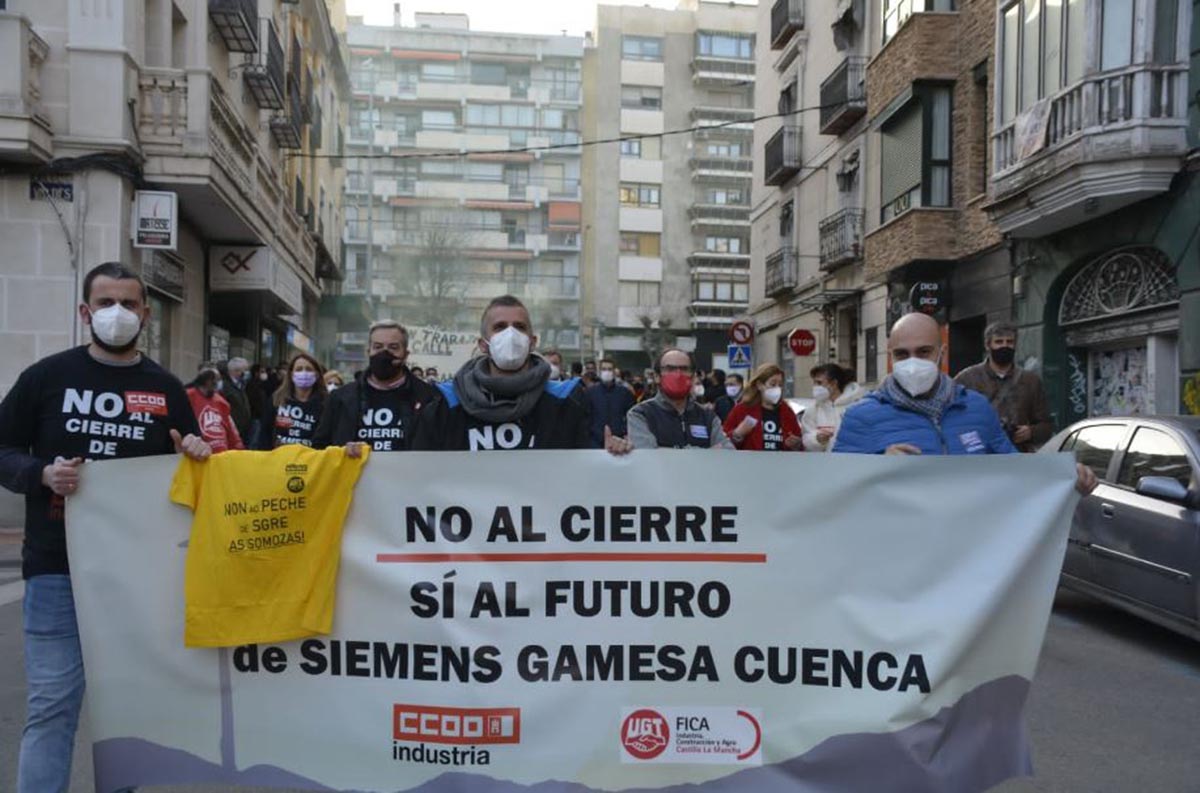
left=697, top=281, right=715, bottom=301
left=883, top=0, right=957, bottom=44
left=1067, top=424, right=1127, bottom=479
left=542, top=109, right=565, bottom=129
left=879, top=85, right=952, bottom=223
left=619, top=139, right=642, bottom=157
left=471, top=62, right=508, bottom=85
left=779, top=200, right=794, bottom=239
left=620, top=233, right=661, bottom=256
left=621, top=85, right=663, bottom=109
left=465, top=104, right=535, bottom=128
left=999, top=0, right=1089, bottom=124
left=1100, top=0, right=1133, bottom=70
left=1153, top=0, right=1178, bottom=62
left=704, top=188, right=745, bottom=205
left=696, top=32, right=753, bottom=59
left=1117, top=428, right=1193, bottom=491
left=734, top=282, right=749, bottom=301
left=619, top=280, right=661, bottom=306
left=421, top=62, right=456, bottom=82
left=865, top=326, right=879, bottom=382
left=622, top=36, right=663, bottom=61
left=705, top=236, right=744, bottom=253
left=706, top=141, right=745, bottom=157
left=619, top=183, right=660, bottom=207
left=421, top=109, right=457, bottom=130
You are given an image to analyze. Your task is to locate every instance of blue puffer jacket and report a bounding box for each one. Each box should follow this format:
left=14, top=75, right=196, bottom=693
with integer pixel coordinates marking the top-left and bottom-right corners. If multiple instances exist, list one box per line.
left=832, top=383, right=1017, bottom=455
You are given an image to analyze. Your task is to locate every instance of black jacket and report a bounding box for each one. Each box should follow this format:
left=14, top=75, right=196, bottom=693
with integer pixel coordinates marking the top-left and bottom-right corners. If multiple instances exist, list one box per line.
left=221, top=381, right=253, bottom=439
left=410, top=378, right=591, bottom=450
left=585, top=382, right=635, bottom=447
left=312, top=372, right=437, bottom=450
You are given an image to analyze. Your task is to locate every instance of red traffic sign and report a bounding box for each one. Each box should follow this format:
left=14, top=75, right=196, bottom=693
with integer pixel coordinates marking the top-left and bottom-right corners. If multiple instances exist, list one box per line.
left=788, top=328, right=817, bottom=357
left=729, top=321, right=755, bottom=345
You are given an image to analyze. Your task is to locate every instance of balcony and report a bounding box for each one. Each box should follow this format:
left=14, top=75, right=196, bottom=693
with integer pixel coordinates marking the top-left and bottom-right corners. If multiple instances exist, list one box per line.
left=0, top=15, right=52, bottom=163
left=765, top=247, right=799, bottom=297
left=690, top=105, right=755, bottom=130
left=688, top=203, right=751, bottom=233
left=818, top=208, right=864, bottom=271
left=770, top=0, right=804, bottom=50
left=208, top=0, right=258, bottom=53
left=689, top=302, right=748, bottom=330
left=688, top=250, right=750, bottom=271
left=691, top=56, right=755, bottom=88
left=548, top=231, right=581, bottom=251
left=269, top=76, right=304, bottom=149
left=819, top=57, right=867, bottom=136
left=763, top=125, right=801, bottom=186
left=988, top=63, right=1190, bottom=238
left=689, top=156, right=753, bottom=180
left=244, top=18, right=285, bottom=110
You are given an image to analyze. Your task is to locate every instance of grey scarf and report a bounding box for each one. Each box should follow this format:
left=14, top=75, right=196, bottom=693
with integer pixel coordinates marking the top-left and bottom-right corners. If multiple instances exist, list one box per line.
left=453, top=355, right=550, bottom=423
left=880, top=372, right=958, bottom=425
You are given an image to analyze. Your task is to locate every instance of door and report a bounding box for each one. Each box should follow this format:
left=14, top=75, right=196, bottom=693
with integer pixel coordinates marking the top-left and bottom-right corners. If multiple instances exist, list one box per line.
left=1090, top=426, right=1199, bottom=619
left=1061, top=423, right=1129, bottom=583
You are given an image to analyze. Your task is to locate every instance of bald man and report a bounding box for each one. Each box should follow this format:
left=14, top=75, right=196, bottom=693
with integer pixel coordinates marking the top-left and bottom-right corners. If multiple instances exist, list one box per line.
left=834, top=313, right=1096, bottom=493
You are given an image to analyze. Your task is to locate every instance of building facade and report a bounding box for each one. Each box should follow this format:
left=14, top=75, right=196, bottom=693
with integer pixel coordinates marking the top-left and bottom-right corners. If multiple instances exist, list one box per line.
left=341, top=12, right=584, bottom=374
left=583, top=0, right=756, bottom=373
left=0, top=0, right=352, bottom=393
left=985, top=0, right=1198, bottom=422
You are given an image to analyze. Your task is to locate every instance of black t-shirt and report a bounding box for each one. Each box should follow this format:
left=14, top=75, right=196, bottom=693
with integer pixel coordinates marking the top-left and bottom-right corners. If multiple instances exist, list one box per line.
left=358, top=385, right=417, bottom=451
left=761, top=407, right=784, bottom=451
left=274, top=396, right=323, bottom=447
left=0, top=346, right=198, bottom=578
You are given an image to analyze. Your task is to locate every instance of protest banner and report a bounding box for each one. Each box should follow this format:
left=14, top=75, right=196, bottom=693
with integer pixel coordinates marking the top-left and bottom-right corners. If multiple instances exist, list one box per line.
left=67, top=451, right=1078, bottom=793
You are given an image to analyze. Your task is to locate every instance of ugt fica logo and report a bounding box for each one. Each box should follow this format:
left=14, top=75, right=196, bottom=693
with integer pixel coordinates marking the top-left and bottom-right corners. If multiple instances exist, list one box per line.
left=621, top=709, right=669, bottom=760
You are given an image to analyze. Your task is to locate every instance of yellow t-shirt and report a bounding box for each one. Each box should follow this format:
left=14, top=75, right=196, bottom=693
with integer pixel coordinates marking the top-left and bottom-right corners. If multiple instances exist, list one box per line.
left=170, top=445, right=370, bottom=648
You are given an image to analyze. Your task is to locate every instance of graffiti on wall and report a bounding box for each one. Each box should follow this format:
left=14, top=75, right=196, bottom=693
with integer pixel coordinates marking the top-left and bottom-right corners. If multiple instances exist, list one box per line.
left=1066, top=349, right=1089, bottom=421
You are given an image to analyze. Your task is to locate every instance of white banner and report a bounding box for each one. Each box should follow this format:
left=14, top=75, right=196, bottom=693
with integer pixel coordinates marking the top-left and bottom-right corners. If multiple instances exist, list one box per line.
left=67, top=451, right=1078, bottom=793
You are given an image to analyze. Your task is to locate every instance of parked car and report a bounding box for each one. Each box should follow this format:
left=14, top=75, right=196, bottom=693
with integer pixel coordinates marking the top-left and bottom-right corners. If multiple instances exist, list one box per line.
left=1040, top=416, right=1200, bottom=640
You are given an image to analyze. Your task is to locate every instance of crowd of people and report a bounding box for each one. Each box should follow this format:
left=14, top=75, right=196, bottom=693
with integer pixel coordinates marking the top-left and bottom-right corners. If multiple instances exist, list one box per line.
left=0, top=262, right=1098, bottom=792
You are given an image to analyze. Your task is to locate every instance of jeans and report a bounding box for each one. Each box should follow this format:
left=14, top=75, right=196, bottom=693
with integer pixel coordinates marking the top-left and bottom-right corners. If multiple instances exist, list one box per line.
left=19, top=574, right=85, bottom=793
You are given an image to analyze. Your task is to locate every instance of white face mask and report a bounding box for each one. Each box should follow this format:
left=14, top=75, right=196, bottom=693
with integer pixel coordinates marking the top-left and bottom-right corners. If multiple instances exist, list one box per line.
left=549, top=364, right=561, bottom=380
left=813, top=385, right=831, bottom=403
left=89, top=304, right=142, bottom=348
left=892, top=357, right=941, bottom=396
left=599, top=369, right=615, bottom=384
left=725, top=385, right=741, bottom=398
left=486, top=326, right=531, bottom=371
left=692, top=384, right=706, bottom=398
left=763, top=386, right=782, bottom=405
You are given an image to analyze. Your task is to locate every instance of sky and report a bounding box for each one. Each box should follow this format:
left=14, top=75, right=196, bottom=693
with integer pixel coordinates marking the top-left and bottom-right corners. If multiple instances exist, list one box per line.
left=346, top=0, right=725, bottom=38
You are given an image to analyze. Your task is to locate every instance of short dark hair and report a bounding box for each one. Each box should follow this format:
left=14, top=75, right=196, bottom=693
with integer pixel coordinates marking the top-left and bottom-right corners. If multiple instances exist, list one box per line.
left=599, top=357, right=616, bottom=367
left=728, top=373, right=744, bottom=386
left=655, top=348, right=695, bottom=373
left=711, top=369, right=726, bottom=385
left=810, top=363, right=855, bottom=390
left=480, top=295, right=529, bottom=336
left=83, top=262, right=146, bottom=303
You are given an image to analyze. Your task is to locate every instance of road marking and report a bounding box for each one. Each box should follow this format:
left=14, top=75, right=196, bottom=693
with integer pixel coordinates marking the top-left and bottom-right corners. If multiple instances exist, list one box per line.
left=0, top=579, right=25, bottom=607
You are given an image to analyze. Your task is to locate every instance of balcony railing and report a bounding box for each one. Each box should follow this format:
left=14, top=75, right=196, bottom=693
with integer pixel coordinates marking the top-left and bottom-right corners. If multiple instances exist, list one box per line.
left=137, top=68, right=188, bottom=145
left=819, top=57, right=867, bottom=136
left=691, top=56, right=756, bottom=86
left=690, top=157, right=753, bottom=178
left=270, top=75, right=303, bottom=149
left=818, top=208, right=864, bottom=270
left=688, top=204, right=751, bottom=228
left=764, top=125, right=801, bottom=186
left=690, top=106, right=755, bottom=127
left=244, top=18, right=284, bottom=110
left=208, top=0, right=258, bottom=53
left=765, top=247, right=798, bottom=296
left=770, top=0, right=804, bottom=50
left=0, top=14, right=53, bottom=163
left=993, top=63, right=1189, bottom=174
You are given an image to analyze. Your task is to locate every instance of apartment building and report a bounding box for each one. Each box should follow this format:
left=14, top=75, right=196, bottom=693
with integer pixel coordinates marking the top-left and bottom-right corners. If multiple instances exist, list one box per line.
left=0, top=0, right=352, bottom=389
left=750, top=0, right=875, bottom=396
left=582, top=0, right=756, bottom=372
left=341, top=11, right=584, bottom=373
left=984, top=0, right=1197, bottom=420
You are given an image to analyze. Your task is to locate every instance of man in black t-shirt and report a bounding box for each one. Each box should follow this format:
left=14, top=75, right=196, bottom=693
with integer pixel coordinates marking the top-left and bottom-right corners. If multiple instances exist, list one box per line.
left=312, top=320, right=436, bottom=452
left=0, top=262, right=211, bottom=793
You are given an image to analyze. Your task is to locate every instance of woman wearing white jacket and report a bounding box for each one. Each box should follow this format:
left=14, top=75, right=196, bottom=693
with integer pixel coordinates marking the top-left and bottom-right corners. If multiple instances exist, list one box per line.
left=801, top=363, right=866, bottom=451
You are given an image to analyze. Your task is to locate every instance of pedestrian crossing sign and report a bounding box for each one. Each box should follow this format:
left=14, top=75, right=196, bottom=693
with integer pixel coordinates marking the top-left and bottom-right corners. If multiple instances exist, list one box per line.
left=727, top=344, right=752, bottom=369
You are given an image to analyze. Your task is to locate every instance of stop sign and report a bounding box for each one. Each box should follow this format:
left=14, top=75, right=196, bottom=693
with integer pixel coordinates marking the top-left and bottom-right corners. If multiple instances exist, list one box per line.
left=788, top=329, right=816, bottom=357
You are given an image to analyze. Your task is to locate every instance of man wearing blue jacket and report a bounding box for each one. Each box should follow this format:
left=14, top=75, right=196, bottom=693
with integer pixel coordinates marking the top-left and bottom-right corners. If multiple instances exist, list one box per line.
left=834, top=313, right=1096, bottom=493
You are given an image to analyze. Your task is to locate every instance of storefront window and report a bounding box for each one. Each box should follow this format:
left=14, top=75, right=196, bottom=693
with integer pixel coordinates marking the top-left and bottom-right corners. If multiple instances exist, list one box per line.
left=140, top=292, right=171, bottom=368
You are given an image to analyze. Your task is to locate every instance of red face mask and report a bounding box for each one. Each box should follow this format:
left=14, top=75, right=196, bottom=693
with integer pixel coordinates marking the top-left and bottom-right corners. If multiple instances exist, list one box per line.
left=660, top=371, right=692, bottom=400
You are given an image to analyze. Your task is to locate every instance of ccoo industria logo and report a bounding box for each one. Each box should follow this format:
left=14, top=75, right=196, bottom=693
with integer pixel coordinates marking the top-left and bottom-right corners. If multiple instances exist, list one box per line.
left=391, top=704, right=520, bottom=768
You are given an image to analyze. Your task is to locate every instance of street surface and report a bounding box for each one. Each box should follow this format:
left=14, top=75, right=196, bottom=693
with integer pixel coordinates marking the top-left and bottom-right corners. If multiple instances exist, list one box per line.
left=0, top=527, right=1197, bottom=792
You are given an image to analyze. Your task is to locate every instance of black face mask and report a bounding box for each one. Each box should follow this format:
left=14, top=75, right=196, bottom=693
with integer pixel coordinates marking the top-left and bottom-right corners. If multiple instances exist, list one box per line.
left=369, top=350, right=404, bottom=381
left=989, top=346, right=1016, bottom=366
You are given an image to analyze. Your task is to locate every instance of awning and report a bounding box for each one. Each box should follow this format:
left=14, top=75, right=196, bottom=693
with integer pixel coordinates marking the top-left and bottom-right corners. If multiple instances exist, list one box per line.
left=391, top=50, right=460, bottom=61
left=547, top=201, right=581, bottom=229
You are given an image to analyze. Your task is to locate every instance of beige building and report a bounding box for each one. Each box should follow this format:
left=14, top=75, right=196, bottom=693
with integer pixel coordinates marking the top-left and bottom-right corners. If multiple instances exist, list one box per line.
left=0, top=0, right=352, bottom=393
left=582, top=0, right=756, bottom=372
left=340, top=12, right=584, bottom=373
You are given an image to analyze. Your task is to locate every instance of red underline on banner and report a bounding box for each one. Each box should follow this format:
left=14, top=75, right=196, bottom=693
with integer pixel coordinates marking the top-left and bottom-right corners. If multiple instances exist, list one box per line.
left=375, top=552, right=768, bottom=564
